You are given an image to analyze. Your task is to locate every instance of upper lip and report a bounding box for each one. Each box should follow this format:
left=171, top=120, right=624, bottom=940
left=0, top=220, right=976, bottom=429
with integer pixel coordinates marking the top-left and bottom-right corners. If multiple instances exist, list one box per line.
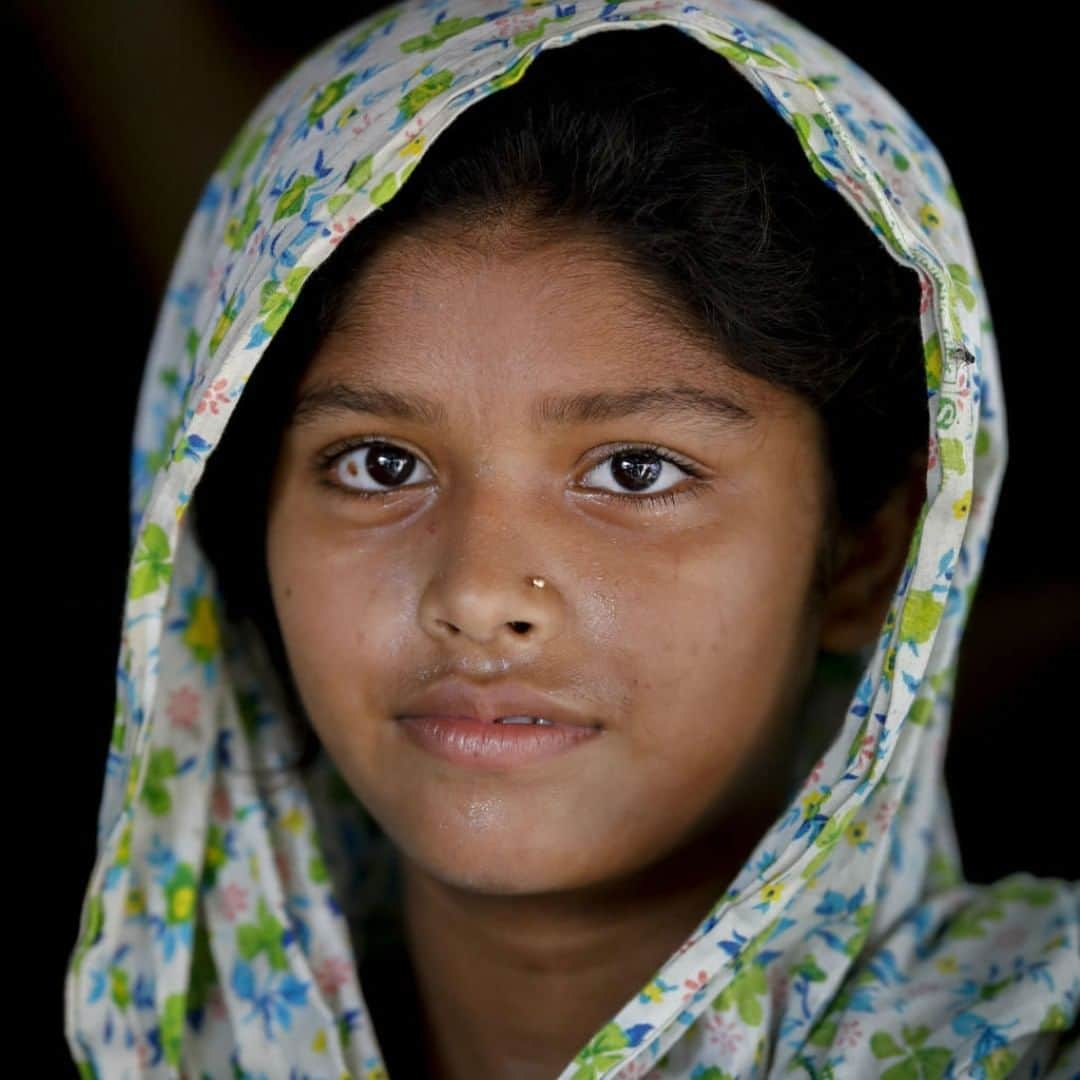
left=397, top=679, right=601, bottom=729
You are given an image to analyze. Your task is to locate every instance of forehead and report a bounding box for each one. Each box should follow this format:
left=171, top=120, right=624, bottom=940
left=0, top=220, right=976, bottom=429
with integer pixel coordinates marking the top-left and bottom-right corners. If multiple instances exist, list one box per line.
left=307, top=225, right=783, bottom=414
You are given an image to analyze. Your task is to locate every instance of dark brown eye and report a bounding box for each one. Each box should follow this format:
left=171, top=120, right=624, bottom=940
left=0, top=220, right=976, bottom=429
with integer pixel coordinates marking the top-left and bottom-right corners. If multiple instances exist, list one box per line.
left=609, top=450, right=664, bottom=492
left=332, top=441, right=432, bottom=493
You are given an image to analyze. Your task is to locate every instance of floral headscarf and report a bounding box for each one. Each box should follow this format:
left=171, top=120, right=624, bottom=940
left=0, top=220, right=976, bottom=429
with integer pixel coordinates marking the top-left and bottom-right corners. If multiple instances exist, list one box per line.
left=65, top=0, right=1079, bottom=1076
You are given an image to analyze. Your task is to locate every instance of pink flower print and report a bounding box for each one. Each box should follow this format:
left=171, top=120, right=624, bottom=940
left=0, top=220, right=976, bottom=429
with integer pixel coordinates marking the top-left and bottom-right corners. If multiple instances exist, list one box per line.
left=329, top=216, right=358, bottom=247
left=705, top=1010, right=744, bottom=1054
left=315, top=954, right=352, bottom=998
left=681, top=969, right=709, bottom=1003
left=166, top=685, right=200, bottom=734
left=220, top=882, right=249, bottom=921
left=855, top=734, right=876, bottom=769
left=874, top=800, right=898, bottom=830
left=196, top=377, right=230, bottom=416
left=837, top=1016, right=863, bottom=1049
left=808, top=757, right=825, bottom=785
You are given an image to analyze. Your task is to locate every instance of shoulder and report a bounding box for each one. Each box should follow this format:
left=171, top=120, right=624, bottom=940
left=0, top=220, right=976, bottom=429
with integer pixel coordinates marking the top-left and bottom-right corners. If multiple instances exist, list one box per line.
left=784, top=873, right=1078, bottom=1078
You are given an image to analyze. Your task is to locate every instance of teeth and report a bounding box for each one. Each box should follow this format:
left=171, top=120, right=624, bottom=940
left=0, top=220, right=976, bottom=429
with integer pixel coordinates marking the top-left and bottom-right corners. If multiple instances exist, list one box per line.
left=495, top=715, right=553, bottom=726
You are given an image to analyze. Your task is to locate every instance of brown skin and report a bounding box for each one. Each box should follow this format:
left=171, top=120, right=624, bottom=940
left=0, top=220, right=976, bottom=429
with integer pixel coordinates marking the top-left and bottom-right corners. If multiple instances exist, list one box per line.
left=265, top=225, right=924, bottom=1079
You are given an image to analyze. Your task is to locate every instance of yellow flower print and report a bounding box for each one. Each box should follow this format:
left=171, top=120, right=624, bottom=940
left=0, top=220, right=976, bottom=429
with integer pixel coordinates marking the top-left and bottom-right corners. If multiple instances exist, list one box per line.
left=759, top=882, right=784, bottom=905
left=124, top=888, right=146, bottom=918
left=183, top=596, right=220, bottom=663
left=311, top=1029, right=327, bottom=1053
left=281, top=807, right=306, bottom=834
left=845, top=820, right=869, bottom=845
left=801, top=788, right=826, bottom=818
left=918, top=203, right=942, bottom=230
left=170, top=885, right=195, bottom=922
left=952, top=489, right=972, bottom=518
left=936, top=955, right=958, bottom=974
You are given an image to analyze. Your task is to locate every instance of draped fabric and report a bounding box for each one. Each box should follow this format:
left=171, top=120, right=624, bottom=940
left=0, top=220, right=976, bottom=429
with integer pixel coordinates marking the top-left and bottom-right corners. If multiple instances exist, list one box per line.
left=66, top=0, right=1078, bottom=1075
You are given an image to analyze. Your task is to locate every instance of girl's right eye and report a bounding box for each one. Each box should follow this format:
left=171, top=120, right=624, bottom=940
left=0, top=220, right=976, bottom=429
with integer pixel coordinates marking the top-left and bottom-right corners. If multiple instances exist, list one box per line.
left=319, top=439, right=433, bottom=500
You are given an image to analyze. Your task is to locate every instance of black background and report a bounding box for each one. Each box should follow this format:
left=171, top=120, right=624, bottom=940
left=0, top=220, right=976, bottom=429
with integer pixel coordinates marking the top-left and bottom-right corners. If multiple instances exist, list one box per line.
left=12, top=2, right=1077, bottom=1071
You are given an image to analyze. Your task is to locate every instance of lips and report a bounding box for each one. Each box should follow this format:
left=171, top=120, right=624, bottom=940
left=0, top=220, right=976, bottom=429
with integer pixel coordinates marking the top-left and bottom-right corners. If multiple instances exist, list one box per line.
left=397, top=678, right=601, bottom=730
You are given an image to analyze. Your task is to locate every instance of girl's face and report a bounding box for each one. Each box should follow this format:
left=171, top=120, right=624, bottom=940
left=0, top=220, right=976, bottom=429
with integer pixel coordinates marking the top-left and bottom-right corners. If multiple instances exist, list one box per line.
left=266, top=225, right=830, bottom=895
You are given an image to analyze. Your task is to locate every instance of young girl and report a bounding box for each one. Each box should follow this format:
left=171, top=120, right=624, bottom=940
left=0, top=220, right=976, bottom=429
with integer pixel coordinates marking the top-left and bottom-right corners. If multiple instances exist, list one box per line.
left=66, top=1, right=1078, bottom=1077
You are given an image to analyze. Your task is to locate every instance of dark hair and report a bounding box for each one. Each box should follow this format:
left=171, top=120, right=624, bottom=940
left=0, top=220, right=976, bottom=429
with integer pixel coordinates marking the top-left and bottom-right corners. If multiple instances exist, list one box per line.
left=193, top=26, right=927, bottom=773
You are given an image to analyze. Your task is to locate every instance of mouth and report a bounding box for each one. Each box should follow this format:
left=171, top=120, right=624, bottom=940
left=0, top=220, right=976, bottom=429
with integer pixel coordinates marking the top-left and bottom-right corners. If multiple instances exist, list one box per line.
left=397, top=678, right=603, bottom=732
left=394, top=713, right=603, bottom=768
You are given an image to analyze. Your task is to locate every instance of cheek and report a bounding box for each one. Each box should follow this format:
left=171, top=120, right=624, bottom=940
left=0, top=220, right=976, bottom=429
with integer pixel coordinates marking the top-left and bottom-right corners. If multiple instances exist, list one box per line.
left=265, top=500, right=415, bottom=721
left=623, top=504, right=818, bottom=765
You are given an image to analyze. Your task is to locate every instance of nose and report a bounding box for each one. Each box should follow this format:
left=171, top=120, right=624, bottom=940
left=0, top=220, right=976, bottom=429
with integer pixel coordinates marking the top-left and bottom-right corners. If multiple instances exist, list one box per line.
left=417, top=491, right=565, bottom=650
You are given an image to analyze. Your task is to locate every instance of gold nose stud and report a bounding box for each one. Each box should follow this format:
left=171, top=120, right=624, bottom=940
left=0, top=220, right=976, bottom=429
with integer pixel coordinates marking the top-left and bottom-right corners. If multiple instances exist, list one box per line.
left=530, top=576, right=546, bottom=589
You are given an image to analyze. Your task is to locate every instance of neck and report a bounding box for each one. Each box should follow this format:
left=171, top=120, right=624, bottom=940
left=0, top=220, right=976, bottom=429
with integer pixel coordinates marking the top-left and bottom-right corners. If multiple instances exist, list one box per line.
left=398, top=802, right=776, bottom=1080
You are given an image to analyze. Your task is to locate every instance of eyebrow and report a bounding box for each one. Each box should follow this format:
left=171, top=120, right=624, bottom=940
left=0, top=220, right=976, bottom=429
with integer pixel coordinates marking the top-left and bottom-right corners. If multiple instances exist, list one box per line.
left=291, top=381, right=756, bottom=431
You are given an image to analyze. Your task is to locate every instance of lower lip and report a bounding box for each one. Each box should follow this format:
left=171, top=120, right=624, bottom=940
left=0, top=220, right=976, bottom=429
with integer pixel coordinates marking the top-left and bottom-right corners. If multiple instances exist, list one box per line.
left=395, top=715, right=601, bottom=768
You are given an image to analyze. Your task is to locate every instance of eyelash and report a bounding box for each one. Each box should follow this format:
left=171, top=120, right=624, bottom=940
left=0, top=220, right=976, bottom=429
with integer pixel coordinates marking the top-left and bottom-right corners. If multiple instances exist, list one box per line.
left=315, top=437, right=710, bottom=511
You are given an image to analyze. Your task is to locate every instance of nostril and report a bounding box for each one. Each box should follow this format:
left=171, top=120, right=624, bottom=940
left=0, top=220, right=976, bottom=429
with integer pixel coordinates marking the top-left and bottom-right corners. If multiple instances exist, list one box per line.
left=509, top=621, right=531, bottom=634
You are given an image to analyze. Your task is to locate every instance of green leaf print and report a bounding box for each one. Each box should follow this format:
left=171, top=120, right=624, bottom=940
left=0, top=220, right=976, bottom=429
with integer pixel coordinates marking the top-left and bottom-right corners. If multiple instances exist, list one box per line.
left=899, top=590, right=945, bottom=646
left=326, top=153, right=374, bottom=216
left=399, top=14, right=486, bottom=52
left=801, top=807, right=856, bottom=882
left=1040, top=1003, right=1069, bottom=1031
left=272, top=173, right=317, bottom=223
left=907, top=697, right=934, bottom=726
left=339, top=6, right=401, bottom=61
left=938, top=436, right=966, bottom=476
left=399, top=70, right=454, bottom=122
left=208, top=288, right=242, bottom=357
left=790, top=112, right=834, bottom=184
left=130, top=523, right=172, bottom=600
left=977, top=1048, right=1017, bottom=1080
left=703, top=33, right=782, bottom=67
left=370, top=171, right=400, bottom=207
left=924, top=331, right=943, bottom=393
left=872, top=1028, right=952, bottom=1080
left=160, top=993, right=186, bottom=1067
left=490, top=52, right=535, bottom=92
left=306, top=73, right=357, bottom=127
left=871, top=1031, right=904, bottom=1058
left=570, top=1021, right=629, bottom=1078
left=236, top=896, right=289, bottom=971
left=109, top=965, right=131, bottom=1009
left=947, top=263, right=977, bottom=312
left=881, top=1061, right=920, bottom=1080
left=225, top=177, right=267, bottom=250
left=945, top=899, right=1004, bottom=940
left=258, top=266, right=313, bottom=338
left=141, top=747, right=178, bottom=816
left=992, top=876, right=1055, bottom=906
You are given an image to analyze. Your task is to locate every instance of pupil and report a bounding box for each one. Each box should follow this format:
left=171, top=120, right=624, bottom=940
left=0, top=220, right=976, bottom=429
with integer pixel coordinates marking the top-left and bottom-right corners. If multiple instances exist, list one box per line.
left=614, top=451, right=661, bottom=491
left=368, top=443, right=413, bottom=486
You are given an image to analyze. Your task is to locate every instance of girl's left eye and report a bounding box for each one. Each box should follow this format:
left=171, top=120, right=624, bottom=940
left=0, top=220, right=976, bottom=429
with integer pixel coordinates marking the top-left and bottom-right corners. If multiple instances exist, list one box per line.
left=317, top=438, right=709, bottom=511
